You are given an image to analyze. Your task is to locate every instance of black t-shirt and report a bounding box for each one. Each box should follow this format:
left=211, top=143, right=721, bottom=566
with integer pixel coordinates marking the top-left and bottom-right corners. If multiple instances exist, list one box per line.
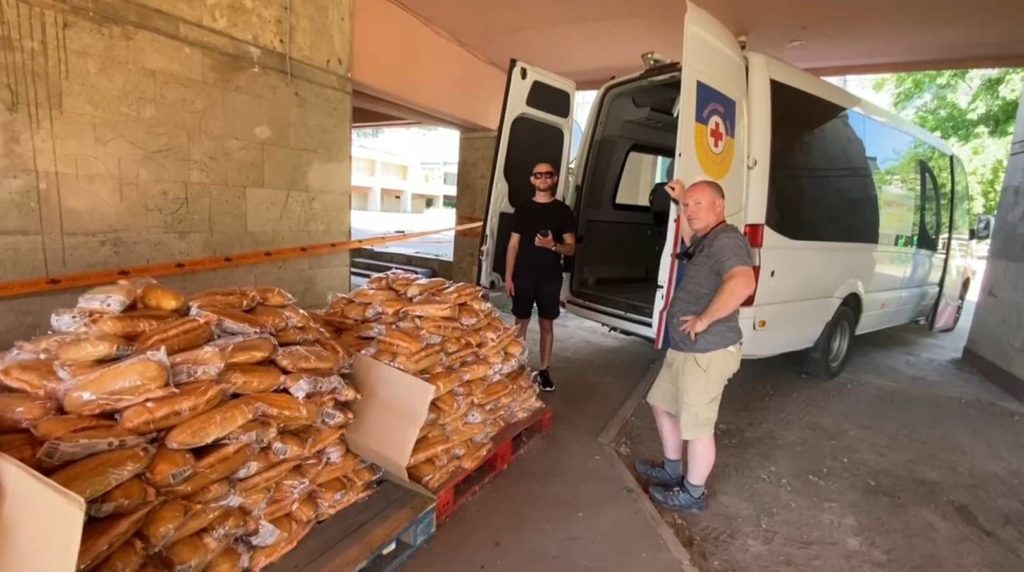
left=511, top=198, right=575, bottom=281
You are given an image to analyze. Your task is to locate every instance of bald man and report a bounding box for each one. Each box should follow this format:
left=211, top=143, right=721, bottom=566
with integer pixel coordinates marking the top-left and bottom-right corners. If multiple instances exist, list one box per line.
left=635, top=179, right=755, bottom=513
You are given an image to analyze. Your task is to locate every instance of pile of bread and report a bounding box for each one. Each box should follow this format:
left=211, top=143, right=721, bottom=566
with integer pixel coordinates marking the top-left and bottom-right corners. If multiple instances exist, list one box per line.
left=0, top=278, right=376, bottom=572
left=319, top=271, right=545, bottom=492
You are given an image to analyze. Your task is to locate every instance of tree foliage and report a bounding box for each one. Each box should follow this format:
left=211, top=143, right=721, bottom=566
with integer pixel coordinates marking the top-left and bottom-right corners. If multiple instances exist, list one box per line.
left=873, top=68, right=1023, bottom=215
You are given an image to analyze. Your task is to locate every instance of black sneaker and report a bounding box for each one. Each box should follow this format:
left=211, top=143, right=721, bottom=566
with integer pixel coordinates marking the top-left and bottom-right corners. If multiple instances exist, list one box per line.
left=535, top=369, right=555, bottom=392
left=634, top=459, right=684, bottom=488
left=649, top=485, right=707, bottom=513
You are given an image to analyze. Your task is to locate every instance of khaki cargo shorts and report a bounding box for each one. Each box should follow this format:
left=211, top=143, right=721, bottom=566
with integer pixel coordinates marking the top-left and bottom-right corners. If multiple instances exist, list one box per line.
left=646, top=345, right=742, bottom=440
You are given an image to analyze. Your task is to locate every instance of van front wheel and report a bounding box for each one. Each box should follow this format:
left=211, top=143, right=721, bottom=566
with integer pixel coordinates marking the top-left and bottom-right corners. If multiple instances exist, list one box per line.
left=804, top=305, right=857, bottom=379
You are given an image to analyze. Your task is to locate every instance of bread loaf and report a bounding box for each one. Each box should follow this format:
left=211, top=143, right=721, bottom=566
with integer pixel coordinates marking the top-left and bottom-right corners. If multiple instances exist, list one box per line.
left=212, top=336, right=278, bottom=366
left=250, top=519, right=312, bottom=572
left=93, top=536, right=146, bottom=572
left=138, top=284, right=186, bottom=312
left=438, top=282, right=484, bottom=305
left=247, top=393, right=308, bottom=424
left=273, top=345, right=339, bottom=373
left=189, top=288, right=259, bottom=311
left=185, top=478, right=232, bottom=504
left=163, top=445, right=253, bottom=498
left=348, top=287, right=401, bottom=305
left=428, top=370, right=466, bottom=397
left=37, top=426, right=153, bottom=467
left=0, top=393, right=58, bottom=431
left=139, top=499, right=193, bottom=550
left=167, top=503, right=228, bottom=546
left=56, top=334, right=135, bottom=364
left=391, top=345, right=444, bottom=374
left=237, top=459, right=302, bottom=493
left=88, top=477, right=158, bottom=518
left=387, top=271, right=420, bottom=293
left=11, top=333, right=76, bottom=359
left=256, top=287, right=296, bottom=307
left=62, top=354, right=170, bottom=416
left=295, top=426, right=343, bottom=456
left=78, top=283, right=136, bottom=314
left=145, top=447, right=196, bottom=488
left=275, top=326, right=328, bottom=346
left=282, top=373, right=346, bottom=400
left=119, top=382, right=229, bottom=434
left=248, top=305, right=291, bottom=331
left=0, top=431, right=42, bottom=468
left=377, top=329, right=425, bottom=355
left=0, top=358, right=63, bottom=397
left=191, top=306, right=270, bottom=337
left=168, top=347, right=226, bottom=384
left=51, top=445, right=156, bottom=501
left=293, top=497, right=318, bottom=523
left=404, top=278, right=449, bottom=299
left=160, top=532, right=222, bottom=572
left=313, top=452, right=362, bottom=485
left=88, top=309, right=179, bottom=339
left=78, top=507, right=153, bottom=572
left=207, top=509, right=249, bottom=541
left=205, top=545, right=248, bottom=572
left=135, top=317, right=214, bottom=355
left=32, top=414, right=115, bottom=440
left=399, top=301, right=457, bottom=319
left=222, top=420, right=279, bottom=447
left=164, top=398, right=261, bottom=449
left=219, top=365, right=284, bottom=394
left=421, top=318, right=465, bottom=338
left=270, top=433, right=306, bottom=461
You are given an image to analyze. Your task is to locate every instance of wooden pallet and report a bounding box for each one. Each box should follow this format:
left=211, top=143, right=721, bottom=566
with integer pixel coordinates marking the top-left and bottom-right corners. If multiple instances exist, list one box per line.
left=268, top=482, right=436, bottom=572
left=434, top=406, right=555, bottom=523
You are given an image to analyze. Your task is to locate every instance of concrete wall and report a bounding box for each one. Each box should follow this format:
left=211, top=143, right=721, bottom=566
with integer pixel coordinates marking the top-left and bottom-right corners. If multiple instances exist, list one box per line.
left=452, top=130, right=497, bottom=284
left=964, top=90, right=1024, bottom=400
left=0, top=0, right=352, bottom=347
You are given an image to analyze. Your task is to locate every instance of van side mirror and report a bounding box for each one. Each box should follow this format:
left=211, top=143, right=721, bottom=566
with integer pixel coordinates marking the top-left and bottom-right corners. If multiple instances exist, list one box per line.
left=974, top=215, right=994, bottom=241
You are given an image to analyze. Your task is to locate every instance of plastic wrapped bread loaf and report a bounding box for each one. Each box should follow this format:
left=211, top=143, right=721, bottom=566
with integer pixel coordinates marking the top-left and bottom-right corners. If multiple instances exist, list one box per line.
left=78, top=507, right=153, bottom=572
left=88, top=309, right=179, bottom=339
left=0, top=358, right=64, bottom=398
left=119, top=382, right=229, bottom=434
left=138, top=283, right=187, bottom=312
left=57, top=334, right=135, bottom=364
left=273, top=345, right=340, bottom=373
left=78, top=283, right=136, bottom=314
left=0, top=392, right=59, bottom=431
left=61, top=352, right=171, bottom=416
left=51, top=445, right=157, bottom=501
left=189, top=288, right=260, bottom=311
left=256, top=287, right=297, bottom=308
left=164, top=398, right=261, bottom=449
left=93, top=536, right=146, bottom=572
left=144, top=447, right=196, bottom=489
left=135, top=317, right=215, bottom=356
left=88, top=477, right=158, bottom=518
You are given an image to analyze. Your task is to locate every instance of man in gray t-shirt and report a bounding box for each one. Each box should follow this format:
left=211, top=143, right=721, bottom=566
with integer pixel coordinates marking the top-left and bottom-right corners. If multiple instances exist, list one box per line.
left=634, top=180, right=755, bottom=514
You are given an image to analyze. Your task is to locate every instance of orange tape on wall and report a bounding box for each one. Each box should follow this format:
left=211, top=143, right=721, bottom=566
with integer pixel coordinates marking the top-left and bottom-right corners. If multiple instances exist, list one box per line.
left=0, top=222, right=483, bottom=299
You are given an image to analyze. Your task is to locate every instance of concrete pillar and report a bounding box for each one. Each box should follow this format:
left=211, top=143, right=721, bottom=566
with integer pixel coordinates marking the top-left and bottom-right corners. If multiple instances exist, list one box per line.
left=369, top=186, right=383, bottom=211
left=0, top=0, right=352, bottom=347
left=963, top=89, right=1024, bottom=400
left=400, top=190, right=413, bottom=213
left=452, top=131, right=498, bottom=284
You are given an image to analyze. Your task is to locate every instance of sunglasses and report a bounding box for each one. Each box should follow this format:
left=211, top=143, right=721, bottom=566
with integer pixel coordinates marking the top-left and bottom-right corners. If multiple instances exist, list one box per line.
left=531, top=171, right=556, bottom=179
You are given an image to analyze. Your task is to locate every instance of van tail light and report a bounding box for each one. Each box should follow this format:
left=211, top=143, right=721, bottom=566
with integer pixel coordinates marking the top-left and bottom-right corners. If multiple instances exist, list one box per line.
left=743, top=224, right=764, bottom=248
left=742, top=225, right=763, bottom=306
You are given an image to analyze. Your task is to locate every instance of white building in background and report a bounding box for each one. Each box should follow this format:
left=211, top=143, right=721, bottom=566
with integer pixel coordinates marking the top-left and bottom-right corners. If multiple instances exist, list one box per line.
left=351, top=128, right=459, bottom=214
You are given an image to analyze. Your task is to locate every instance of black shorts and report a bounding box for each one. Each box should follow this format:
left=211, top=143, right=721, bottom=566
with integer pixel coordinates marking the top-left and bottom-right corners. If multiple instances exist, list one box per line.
left=512, top=276, right=562, bottom=321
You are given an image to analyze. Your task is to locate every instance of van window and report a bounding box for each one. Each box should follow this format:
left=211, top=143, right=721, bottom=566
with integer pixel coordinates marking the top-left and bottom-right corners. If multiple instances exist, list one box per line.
left=767, top=81, right=880, bottom=245
left=503, top=116, right=564, bottom=209
left=614, top=150, right=672, bottom=208
left=768, top=80, right=951, bottom=250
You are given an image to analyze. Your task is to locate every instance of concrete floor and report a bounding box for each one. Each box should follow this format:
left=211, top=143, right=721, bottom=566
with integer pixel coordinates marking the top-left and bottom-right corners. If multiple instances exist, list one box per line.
left=405, top=309, right=682, bottom=571
left=617, top=297, right=1024, bottom=571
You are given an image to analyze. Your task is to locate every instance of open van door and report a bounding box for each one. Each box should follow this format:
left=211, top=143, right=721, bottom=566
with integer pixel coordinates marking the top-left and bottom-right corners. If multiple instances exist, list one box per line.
left=929, top=159, right=966, bottom=332
left=653, top=2, right=748, bottom=348
left=478, top=61, right=576, bottom=288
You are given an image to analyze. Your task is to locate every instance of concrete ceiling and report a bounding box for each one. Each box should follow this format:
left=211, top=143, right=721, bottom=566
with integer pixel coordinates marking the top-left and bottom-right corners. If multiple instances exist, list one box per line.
left=393, top=0, right=1024, bottom=87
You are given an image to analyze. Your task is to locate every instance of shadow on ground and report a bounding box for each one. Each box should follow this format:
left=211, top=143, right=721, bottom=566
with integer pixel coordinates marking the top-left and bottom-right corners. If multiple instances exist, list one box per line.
left=616, top=301, right=1024, bottom=571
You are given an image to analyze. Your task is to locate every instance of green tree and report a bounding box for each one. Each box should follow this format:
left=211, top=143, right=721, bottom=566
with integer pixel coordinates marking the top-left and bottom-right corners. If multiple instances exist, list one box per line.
left=873, top=68, right=1023, bottom=215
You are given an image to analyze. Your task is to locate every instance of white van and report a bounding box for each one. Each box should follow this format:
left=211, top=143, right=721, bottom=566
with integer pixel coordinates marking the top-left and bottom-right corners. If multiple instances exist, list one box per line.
left=478, top=2, right=981, bottom=378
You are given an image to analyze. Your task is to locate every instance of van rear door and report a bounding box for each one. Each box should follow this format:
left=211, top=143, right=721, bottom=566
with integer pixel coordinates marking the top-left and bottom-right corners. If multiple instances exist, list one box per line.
left=478, top=61, right=576, bottom=288
left=653, top=1, right=749, bottom=347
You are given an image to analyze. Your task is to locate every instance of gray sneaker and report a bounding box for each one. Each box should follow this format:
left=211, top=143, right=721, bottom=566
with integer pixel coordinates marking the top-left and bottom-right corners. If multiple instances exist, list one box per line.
left=634, top=459, right=684, bottom=488
left=650, top=485, right=706, bottom=513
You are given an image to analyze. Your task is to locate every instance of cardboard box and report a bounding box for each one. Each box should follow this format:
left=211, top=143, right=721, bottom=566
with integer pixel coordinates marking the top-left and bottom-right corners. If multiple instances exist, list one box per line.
left=0, top=453, right=86, bottom=572
left=345, top=353, right=437, bottom=496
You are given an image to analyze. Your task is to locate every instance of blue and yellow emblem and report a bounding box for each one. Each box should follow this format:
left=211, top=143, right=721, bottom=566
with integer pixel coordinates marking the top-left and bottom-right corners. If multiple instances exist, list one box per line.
left=693, top=81, right=736, bottom=181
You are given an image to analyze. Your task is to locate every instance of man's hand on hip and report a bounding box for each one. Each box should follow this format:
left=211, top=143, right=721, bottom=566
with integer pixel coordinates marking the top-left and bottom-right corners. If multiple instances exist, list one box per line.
left=679, top=315, right=710, bottom=340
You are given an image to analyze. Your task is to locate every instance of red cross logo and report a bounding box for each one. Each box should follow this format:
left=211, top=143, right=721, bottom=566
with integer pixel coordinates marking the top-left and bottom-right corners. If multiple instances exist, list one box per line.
left=707, top=115, right=726, bottom=155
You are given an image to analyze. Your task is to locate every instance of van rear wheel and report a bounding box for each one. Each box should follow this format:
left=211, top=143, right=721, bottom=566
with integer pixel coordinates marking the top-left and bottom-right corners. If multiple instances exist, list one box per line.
left=804, top=305, right=857, bottom=379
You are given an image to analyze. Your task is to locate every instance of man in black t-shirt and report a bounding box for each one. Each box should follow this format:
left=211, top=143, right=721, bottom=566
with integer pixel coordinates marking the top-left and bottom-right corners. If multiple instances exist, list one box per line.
left=504, top=162, right=576, bottom=392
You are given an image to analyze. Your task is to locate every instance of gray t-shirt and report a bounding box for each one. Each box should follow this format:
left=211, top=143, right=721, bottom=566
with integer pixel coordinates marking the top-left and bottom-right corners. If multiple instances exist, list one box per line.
left=667, top=224, right=754, bottom=353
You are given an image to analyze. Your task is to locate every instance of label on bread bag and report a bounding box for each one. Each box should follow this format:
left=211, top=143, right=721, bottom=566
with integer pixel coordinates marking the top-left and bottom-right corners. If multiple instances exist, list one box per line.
left=246, top=521, right=282, bottom=548
left=168, top=466, right=194, bottom=486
